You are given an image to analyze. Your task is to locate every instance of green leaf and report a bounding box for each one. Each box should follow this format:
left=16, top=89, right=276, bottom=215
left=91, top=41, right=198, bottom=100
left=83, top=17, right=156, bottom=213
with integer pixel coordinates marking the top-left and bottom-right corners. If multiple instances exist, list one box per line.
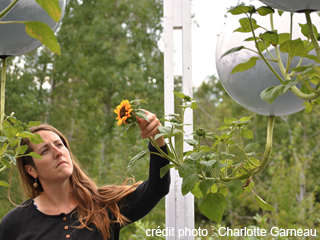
left=5, top=153, right=16, bottom=164
left=231, top=57, right=260, bottom=74
left=260, top=31, right=279, bottom=46
left=183, top=139, right=198, bottom=147
left=191, top=102, right=198, bottom=110
left=252, top=190, right=275, bottom=212
left=199, top=160, right=216, bottom=168
left=218, top=186, right=229, bottom=197
left=299, top=23, right=319, bottom=39
left=127, top=150, right=149, bottom=171
left=24, top=21, right=61, bottom=55
left=220, top=46, right=245, bottom=59
left=249, top=157, right=260, bottom=166
left=173, top=91, right=186, bottom=99
left=199, top=179, right=215, bottom=198
left=160, top=164, right=175, bottom=178
left=129, top=99, right=148, bottom=104
left=1, top=159, right=12, bottom=168
left=0, top=136, right=6, bottom=142
left=228, top=179, right=245, bottom=197
left=0, top=181, right=9, bottom=188
left=188, top=151, right=203, bottom=161
left=191, top=182, right=202, bottom=199
left=240, top=129, right=253, bottom=139
left=303, top=101, right=313, bottom=114
left=18, top=145, right=28, bottom=155
left=235, top=18, right=260, bottom=33
left=278, top=33, right=290, bottom=45
left=198, top=193, right=226, bottom=223
left=290, top=65, right=314, bottom=73
left=212, top=161, right=228, bottom=171
left=27, top=121, right=42, bottom=128
left=157, top=126, right=172, bottom=135
left=126, top=124, right=137, bottom=145
left=36, top=0, right=62, bottom=22
left=182, top=172, right=199, bottom=196
left=228, top=6, right=255, bottom=15
left=25, top=152, right=42, bottom=159
left=256, top=6, right=274, bottom=16
left=282, top=79, right=301, bottom=93
left=135, top=110, right=149, bottom=122
left=18, top=132, right=44, bottom=144
left=305, top=54, right=320, bottom=63
left=260, top=84, right=286, bottom=104
left=179, top=159, right=198, bottom=178
left=200, top=145, right=214, bottom=153
left=280, top=39, right=309, bottom=58
left=239, top=116, right=252, bottom=122
left=224, top=117, right=238, bottom=124
left=245, top=142, right=260, bottom=152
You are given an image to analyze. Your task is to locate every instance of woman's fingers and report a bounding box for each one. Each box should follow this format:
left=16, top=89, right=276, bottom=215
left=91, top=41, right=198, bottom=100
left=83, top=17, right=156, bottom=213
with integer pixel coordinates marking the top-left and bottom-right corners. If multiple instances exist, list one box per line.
left=139, top=111, right=161, bottom=139
left=136, top=110, right=165, bottom=147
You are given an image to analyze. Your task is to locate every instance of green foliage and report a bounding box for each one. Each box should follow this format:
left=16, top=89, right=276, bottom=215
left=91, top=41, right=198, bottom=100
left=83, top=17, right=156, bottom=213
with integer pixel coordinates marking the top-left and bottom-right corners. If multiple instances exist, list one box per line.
left=193, top=76, right=320, bottom=234
left=0, top=0, right=61, bottom=55
left=222, top=4, right=320, bottom=110
left=0, top=114, right=43, bottom=186
left=129, top=90, right=276, bottom=223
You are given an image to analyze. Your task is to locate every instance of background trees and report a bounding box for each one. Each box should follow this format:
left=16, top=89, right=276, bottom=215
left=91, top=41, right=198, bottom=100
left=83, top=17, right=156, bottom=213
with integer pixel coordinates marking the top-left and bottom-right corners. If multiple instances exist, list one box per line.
left=1, top=0, right=320, bottom=238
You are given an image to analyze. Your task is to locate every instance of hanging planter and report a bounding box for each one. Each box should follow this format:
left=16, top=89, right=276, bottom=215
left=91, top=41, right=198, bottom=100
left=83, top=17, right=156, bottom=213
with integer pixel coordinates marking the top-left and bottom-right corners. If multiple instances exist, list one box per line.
left=0, top=0, right=66, bottom=57
left=259, top=0, right=320, bottom=12
left=215, top=5, right=320, bottom=116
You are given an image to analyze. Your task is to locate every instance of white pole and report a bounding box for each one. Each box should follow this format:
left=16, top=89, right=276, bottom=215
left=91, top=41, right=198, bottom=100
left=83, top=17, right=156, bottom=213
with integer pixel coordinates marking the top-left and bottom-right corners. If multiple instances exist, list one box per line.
left=164, top=0, right=194, bottom=239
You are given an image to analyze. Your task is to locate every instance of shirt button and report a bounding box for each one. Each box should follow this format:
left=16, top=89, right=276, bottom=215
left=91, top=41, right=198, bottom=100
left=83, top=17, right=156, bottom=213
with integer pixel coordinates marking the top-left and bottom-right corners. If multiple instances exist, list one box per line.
left=66, top=234, right=70, bottom=238
left=64, top=226, right=69, bottom=230
left=63, top=217, right=67, bottom=221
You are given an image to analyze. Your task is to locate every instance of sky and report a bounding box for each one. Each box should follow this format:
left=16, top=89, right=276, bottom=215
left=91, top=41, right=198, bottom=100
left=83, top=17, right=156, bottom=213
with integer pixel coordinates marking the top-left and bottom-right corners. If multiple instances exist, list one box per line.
left=173, top=0, right=250, bottom=87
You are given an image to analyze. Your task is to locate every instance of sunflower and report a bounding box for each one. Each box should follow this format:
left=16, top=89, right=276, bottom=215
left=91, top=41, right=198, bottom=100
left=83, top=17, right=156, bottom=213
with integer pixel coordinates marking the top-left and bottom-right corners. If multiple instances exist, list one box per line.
left=114, top=100, right=133, bottom=125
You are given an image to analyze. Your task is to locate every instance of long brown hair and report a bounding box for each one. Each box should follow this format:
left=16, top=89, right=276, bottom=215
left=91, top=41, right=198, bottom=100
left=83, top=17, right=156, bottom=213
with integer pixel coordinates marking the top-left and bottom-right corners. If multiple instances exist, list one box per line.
left=16, top=125, right=140, bottom=239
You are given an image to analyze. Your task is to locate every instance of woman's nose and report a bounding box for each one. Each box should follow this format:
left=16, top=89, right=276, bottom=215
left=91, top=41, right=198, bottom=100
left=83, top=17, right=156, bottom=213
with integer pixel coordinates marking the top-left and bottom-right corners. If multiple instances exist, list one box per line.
left=52, top=146, right=63, bottom=158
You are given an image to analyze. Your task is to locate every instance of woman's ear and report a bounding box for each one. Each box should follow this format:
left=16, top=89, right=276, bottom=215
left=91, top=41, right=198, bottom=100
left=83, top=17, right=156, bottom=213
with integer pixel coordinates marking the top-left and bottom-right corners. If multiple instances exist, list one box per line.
left=25, top=165, right=37, bottom=179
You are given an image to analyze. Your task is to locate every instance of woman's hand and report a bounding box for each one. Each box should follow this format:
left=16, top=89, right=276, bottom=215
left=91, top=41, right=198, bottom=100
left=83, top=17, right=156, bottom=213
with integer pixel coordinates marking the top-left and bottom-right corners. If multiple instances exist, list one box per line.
left=136, top=110, right=165, bottom=147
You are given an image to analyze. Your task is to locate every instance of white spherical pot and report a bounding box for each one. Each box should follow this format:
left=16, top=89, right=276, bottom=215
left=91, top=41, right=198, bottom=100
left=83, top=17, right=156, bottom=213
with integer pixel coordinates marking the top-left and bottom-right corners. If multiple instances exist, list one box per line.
left=216, top=10, right=320, bottom=116
left=259, top=0, right=320, bottom=12
left=0, top=0, right=66, bottom=57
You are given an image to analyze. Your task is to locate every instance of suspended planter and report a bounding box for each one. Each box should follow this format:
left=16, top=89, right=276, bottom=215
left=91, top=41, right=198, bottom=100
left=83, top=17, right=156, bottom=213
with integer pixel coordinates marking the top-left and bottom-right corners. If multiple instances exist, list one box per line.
left=259, top=0, right=320, bottom=12
left=215, top=4, right=320, bottom=116
left=0, top=0, right=66, bottom=57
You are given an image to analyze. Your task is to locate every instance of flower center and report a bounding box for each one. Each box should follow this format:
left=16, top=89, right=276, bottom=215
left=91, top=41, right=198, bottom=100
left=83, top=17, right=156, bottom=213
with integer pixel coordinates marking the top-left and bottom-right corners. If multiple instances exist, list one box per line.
left=120, top=106, right=127, bottom=118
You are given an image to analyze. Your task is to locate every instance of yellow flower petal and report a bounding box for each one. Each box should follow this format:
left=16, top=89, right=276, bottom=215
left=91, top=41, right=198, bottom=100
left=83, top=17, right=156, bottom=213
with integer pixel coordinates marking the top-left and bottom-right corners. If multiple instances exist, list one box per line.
left=114, top=100, right=133, bottom=126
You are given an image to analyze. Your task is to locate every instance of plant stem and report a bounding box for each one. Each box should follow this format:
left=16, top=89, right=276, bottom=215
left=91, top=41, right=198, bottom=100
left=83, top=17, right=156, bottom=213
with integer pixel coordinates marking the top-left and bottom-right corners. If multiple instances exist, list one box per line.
left=251, top=115, right=275, bottom=175
left=237, top=128, right=259, bottom=168
left=305, top=11, right=320, bottom=60
left=148, top=137, right=179, bottom=166
left=285, top=13, right=294, bottom=74
left=168, top=126, right=179, bottom=163
left=0, top=0, right=20, bottom=20
left=0, top=165, right=7, bottom=172
left=220, top=116, right=276, bottom=182
left=249, top=15, right=284, bottom=83
left=0, top=57, right=7, bottom=132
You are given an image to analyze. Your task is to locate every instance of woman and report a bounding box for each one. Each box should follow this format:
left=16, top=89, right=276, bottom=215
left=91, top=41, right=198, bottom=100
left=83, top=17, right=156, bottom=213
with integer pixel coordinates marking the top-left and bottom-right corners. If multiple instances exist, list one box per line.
left=0, top=110, right=170, bottom=240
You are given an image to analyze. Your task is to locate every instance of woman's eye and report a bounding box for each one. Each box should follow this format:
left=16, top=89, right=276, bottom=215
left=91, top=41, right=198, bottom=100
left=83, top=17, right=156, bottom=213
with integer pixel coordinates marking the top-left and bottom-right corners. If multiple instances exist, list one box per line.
left=41, top=149, right=48, bottom=155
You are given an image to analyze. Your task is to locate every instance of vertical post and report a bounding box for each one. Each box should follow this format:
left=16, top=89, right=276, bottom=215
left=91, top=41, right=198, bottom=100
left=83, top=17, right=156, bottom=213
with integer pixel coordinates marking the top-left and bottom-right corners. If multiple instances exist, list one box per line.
left=164, top=0, right=194, bottom=239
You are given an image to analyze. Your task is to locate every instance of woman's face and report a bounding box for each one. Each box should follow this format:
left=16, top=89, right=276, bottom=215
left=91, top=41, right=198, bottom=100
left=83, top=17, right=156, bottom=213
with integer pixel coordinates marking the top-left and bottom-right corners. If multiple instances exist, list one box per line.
left=25, top=130, right=74, bottom=186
